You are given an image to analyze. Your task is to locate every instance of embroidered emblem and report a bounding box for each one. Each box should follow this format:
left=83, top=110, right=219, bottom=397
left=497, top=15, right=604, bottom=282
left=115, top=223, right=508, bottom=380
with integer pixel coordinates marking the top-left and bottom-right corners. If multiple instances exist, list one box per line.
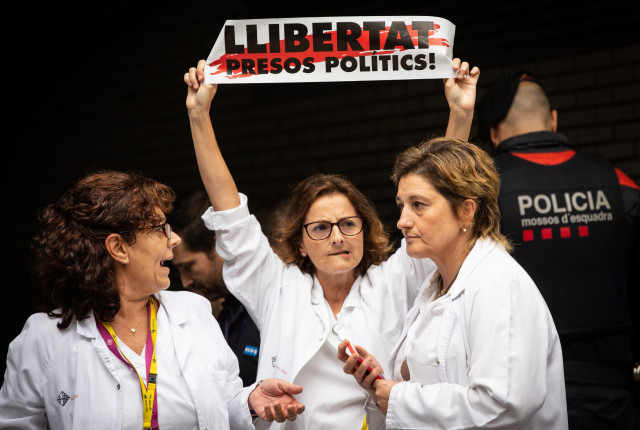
left=270, top=355, right=287, bottom=375
left=57, top=391, right=70, bottom=406
left=243, top=345, right=259, bottom=357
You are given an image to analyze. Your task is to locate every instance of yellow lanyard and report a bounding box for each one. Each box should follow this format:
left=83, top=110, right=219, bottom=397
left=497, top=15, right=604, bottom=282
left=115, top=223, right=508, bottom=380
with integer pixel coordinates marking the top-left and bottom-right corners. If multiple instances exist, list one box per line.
left=98, top=297, right=158, bottom=429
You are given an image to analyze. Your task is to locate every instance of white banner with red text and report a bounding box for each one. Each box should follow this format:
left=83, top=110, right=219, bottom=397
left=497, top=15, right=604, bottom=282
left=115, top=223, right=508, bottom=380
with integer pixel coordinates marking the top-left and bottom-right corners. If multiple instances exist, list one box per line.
left=204, top=16, right=456, bottom=84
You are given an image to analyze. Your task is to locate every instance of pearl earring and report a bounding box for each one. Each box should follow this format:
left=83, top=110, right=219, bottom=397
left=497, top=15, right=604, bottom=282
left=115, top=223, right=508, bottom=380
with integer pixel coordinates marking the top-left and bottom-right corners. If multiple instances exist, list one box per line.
left=301, top=252, right=307, bottom=257
left=461, top=226, right=467, bottom=233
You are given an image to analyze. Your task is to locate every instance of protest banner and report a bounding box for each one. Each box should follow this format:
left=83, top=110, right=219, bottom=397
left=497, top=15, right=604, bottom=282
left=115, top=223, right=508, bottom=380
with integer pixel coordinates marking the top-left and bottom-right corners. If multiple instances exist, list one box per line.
left=204, top=16, right=455, bottom=84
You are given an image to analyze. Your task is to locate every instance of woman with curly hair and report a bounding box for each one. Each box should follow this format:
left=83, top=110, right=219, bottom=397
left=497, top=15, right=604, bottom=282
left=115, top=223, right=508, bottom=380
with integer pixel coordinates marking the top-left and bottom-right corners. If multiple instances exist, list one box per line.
left=183, top=57, right=479, bottom=430
left=0, top=170, right=304, bottom=429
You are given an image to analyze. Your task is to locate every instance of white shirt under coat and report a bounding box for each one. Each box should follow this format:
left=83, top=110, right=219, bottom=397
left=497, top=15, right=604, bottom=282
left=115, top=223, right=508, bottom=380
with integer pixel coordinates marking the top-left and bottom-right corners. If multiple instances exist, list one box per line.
left=0, top=290, right=257, bottom=430
left=365, top=238, right=568, bottom=430
left=202, top=193, right=436, bottom=430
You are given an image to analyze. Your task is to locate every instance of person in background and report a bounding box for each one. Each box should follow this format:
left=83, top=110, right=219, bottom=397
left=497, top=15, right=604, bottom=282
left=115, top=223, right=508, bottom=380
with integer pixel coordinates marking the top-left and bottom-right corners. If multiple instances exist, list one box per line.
left=183, top=57, right=479, bottom=429
left=340, top=137, right=567, bottom=429
left=169, top=190, right=261, bottom=387
left=0, top=171, right=304, bottom=429
left=477, top=67, right=640, bottom=430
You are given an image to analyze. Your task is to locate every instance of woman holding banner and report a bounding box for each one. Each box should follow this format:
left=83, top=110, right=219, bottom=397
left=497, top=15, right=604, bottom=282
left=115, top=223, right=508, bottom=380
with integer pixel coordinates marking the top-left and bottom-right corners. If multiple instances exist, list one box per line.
left=338, top=138, right=568, bottom=429
left=183, top=57, right=479, bottom=429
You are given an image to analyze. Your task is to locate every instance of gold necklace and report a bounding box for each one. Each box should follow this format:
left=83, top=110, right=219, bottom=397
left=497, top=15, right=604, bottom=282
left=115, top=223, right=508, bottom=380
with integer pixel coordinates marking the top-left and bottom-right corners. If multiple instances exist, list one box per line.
left=113, top=314, right=144, bottom=334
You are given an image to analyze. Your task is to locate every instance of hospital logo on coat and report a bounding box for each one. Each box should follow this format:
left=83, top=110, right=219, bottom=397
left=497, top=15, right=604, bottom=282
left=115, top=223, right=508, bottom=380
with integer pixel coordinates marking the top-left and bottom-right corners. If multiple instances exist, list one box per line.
left=57, top=391, right=70, bottom=406
left=243, top=345, right=258, bottom=357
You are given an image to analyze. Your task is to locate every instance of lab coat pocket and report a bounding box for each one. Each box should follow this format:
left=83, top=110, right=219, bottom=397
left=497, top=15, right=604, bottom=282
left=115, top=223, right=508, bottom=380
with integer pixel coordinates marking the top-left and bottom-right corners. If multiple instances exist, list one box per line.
left=210, top=369, right=231, bottom=384
left=411, top=301, right=446, bottom=366
left=209, top=370, right=233, bottom=402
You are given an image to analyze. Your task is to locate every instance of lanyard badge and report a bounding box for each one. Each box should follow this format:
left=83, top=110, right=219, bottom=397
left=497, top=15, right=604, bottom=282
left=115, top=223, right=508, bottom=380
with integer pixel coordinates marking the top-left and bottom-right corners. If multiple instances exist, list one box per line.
left=97, top=297, right=159, bottom=429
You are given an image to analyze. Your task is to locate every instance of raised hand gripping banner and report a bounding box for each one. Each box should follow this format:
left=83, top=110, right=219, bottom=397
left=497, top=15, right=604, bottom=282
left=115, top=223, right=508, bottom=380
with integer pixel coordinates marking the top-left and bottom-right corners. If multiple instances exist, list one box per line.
left=204, top=16, right=456, bottom=84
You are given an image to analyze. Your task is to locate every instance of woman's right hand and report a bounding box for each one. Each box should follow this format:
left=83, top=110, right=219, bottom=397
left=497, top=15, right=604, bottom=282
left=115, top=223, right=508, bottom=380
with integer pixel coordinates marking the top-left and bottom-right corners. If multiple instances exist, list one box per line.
left=248, top=379, right=305, bottom=422
left=184, top=59, right=217, bottom=115
left=337, top=340, right=384, bottom=398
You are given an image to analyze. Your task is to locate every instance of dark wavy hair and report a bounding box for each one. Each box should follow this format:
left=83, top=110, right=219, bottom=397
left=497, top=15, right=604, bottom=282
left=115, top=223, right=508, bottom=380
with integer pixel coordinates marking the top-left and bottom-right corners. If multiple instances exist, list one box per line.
left=274, top=174, right=392, bottom=277
left=32, top=170, right=175, bottom=329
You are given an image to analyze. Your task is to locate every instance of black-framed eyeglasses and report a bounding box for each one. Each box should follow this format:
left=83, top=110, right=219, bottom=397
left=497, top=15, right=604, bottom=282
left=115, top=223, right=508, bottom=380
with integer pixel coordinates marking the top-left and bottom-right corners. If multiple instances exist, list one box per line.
left=139, top=222, right=172, bottom=239
left=303, top=216, right=364, bottom=241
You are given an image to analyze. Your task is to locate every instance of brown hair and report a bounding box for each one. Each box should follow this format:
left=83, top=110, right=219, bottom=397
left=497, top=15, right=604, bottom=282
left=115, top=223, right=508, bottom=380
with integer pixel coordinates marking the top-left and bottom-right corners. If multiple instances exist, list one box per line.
left=392, top=138, right=511, bottom=252
left=274, top=174, right=392, bottom=276
left=32, top=170, right=175, bottom=329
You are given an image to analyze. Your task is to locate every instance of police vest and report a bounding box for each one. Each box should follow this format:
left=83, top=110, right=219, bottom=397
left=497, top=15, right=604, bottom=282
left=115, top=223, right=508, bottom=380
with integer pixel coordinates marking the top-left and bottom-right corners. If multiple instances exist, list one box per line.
left=495, top=149, right=632, bottom=339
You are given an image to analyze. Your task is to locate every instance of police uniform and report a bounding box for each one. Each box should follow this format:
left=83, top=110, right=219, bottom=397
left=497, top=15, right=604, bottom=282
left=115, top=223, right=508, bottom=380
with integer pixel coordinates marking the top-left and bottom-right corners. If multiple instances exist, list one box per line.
left=478, top=68, right=640, bottom=430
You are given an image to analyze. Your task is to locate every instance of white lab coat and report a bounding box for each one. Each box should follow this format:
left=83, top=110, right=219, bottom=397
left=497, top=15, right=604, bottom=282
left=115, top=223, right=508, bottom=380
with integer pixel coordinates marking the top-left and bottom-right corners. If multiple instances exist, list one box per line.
left=0, top=290, right=256, bottom=430
left=202, top=194, right=436, bottom=430
left=364, top=238, right=568, bottom=430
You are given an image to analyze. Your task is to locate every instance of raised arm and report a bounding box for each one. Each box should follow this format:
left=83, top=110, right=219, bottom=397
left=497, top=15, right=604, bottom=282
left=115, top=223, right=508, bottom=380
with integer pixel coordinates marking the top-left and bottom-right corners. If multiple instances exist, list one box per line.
left=444, top=58, right=480, bottom=140
left=184, top=59, right=240, bottom=211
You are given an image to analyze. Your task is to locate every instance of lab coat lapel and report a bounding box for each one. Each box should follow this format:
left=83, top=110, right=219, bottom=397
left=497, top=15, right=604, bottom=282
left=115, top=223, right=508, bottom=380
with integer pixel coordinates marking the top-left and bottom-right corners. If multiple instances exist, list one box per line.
left=310, top=275, right=331, bottom=331
left=387, top=290, right=423, bottom=380
left=159, top=293, right=195, bottom=370
left=291, top=277, right=330, bottom=378
left=78, top=313, right=119, bottom=381
left=446, top=238, right=497, bottom=299
left=76, top=314, right=122, bottom=429
left=436, top=238, right=498, bottom=382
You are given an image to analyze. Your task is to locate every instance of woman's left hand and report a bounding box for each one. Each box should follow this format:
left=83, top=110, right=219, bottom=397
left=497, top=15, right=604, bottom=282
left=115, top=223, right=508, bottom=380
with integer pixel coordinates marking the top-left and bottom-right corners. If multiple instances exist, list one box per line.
left=248, top=379, right=305, bottom=422
left=372, top=379, right=401, bottom=416
left=444, top=58, right=480, bottom=115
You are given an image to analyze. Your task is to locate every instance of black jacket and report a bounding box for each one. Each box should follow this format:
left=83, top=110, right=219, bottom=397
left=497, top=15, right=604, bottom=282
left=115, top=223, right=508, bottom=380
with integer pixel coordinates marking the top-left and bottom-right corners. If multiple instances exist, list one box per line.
left=494, top=131, right=640, bottom=369
left=218, top=294, right=260, bottom=387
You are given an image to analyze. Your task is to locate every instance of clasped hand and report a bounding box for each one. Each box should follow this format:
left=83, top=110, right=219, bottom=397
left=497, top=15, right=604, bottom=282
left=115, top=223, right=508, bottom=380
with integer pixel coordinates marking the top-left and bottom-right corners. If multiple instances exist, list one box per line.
left=337, top=340, right=400, bottom=416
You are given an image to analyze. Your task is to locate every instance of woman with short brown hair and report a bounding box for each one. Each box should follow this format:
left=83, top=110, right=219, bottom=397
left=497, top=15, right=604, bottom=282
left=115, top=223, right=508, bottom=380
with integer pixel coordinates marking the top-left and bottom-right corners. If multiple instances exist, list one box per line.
left=340, top=138, right=567, bottom=429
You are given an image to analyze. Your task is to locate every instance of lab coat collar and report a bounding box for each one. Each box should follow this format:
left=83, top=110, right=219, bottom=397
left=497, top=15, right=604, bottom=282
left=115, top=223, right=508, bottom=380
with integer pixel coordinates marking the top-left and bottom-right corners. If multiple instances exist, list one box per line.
left=78, top=293, right=195, bottom=371
left=77, top=310, right=120, bottom=383
left=310, top=274, right=363, bottom=310
left=310, top=276, right=325, bottom=305
left=310, top=274, right=363, bottom=340
left=447, top=238, right=499, bottom=300
left=76, top=312, right=99, bottom=339
left=156, top=291, right=194, bottom=370
left=342, top=276, right=363, bottom=310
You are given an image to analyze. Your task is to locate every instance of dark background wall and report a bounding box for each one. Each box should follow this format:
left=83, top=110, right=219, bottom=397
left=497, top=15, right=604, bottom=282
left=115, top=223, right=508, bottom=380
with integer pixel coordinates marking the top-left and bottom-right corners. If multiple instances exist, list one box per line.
left=1, top=1, right=638, bottom=383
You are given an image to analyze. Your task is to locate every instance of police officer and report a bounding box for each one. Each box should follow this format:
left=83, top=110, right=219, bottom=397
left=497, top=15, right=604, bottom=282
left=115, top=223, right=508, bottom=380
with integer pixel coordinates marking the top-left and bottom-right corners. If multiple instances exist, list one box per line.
left=477, top=67, right=640, bottom=430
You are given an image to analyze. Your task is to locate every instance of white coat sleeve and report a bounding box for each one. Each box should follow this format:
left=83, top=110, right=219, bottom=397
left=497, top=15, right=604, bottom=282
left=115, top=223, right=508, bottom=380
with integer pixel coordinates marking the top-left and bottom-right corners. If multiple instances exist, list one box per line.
left=202, top=193, right=289, bottom=330
left=0, top=315, right=49, bottom=429
left=385, top=271, right=552, bottom=429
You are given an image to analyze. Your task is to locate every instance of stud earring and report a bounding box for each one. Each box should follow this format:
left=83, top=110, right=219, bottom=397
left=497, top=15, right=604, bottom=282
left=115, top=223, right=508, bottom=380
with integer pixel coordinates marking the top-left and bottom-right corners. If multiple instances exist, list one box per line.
left=301, top=252, right=307, bottom=257
left=123, top=259, right=128, bottom=264
left=461, top=226, right=467, bottom=233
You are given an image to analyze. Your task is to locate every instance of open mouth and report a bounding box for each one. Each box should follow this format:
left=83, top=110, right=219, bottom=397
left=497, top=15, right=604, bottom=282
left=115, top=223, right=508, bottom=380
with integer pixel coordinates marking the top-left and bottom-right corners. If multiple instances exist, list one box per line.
left=330, top=250, right=350, bottom=256
left=160, top=258, right=172, bottom=267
